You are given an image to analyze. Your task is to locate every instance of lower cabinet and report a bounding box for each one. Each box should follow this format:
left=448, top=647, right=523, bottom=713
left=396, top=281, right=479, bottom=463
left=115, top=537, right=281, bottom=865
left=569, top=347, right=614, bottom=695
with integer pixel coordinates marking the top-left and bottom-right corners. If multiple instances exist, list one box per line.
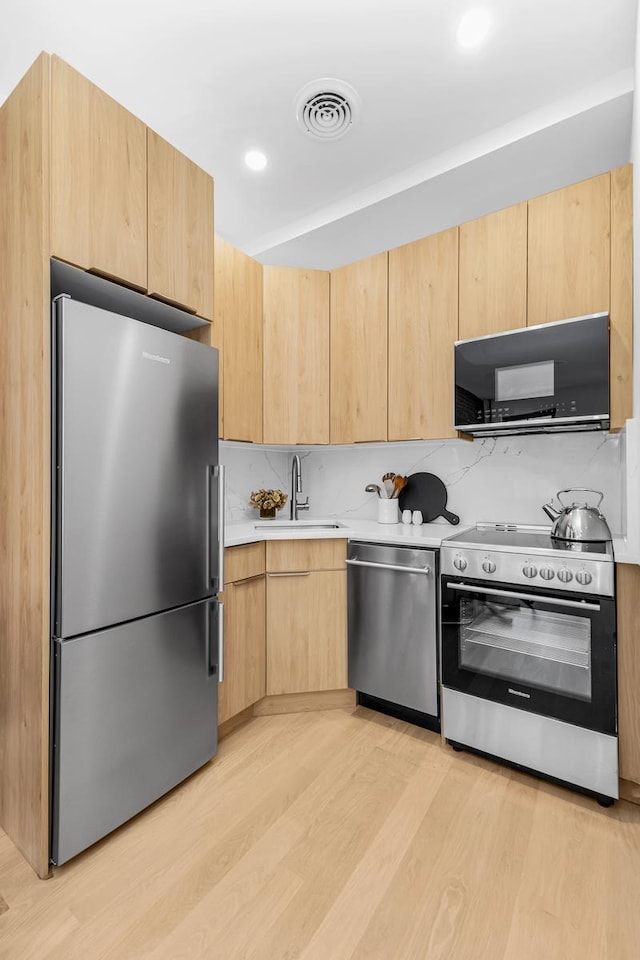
left=617, top=564, right=640, bottom=790
left=219, top=545, right=266, bottom=724
left=266, top=540, right=348, bottom=695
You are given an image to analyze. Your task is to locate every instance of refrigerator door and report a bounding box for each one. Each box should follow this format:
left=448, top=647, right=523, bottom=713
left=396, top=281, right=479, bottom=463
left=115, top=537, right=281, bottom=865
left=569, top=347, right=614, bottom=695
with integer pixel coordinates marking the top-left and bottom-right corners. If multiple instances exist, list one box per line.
left=54, top=297, right=219, bottom=638
left=51, top=598, right=220, bottom=866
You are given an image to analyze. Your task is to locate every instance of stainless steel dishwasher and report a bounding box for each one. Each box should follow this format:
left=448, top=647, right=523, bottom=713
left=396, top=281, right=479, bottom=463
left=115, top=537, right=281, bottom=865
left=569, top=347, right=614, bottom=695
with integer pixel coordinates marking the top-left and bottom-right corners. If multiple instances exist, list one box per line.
left=347, top=541, right=439, bottom=730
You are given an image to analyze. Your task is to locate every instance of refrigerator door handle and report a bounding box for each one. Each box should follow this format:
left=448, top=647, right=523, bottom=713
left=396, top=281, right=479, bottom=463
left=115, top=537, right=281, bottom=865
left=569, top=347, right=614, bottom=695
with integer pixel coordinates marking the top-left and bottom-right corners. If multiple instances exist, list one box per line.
left=205, top=600, right=215, bottom=679
left=217, top=599, right=225, bottom=684
left=211, top=465, right=225, bottom=590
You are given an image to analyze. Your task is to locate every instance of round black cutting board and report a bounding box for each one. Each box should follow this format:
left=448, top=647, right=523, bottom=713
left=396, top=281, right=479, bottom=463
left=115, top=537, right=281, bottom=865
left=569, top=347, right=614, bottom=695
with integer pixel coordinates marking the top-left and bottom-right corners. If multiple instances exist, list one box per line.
left=398, top=472, right=460, bottom=525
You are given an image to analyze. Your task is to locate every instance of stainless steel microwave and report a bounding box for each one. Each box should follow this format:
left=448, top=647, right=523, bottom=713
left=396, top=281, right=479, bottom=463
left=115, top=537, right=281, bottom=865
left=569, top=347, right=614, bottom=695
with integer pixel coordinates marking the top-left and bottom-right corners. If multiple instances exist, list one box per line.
left=454, top=313, right=609, bottom=437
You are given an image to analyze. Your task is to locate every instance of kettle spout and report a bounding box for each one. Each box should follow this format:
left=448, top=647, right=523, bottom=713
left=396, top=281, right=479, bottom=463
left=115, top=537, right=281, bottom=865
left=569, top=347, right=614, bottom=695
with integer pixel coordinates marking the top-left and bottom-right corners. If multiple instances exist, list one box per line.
left=542, top=501, right=560, bottom=522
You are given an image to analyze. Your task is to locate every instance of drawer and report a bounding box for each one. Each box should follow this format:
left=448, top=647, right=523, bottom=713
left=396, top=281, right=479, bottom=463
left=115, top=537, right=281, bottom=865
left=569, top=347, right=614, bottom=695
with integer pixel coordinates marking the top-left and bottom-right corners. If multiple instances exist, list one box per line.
left=225, top=542, right=266, bottom=584
left=266, top=539, right=346, bottom=573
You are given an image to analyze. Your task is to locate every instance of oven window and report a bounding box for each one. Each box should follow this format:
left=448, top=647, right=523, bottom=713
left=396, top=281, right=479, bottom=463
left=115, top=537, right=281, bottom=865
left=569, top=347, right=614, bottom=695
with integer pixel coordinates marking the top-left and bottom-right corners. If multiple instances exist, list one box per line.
left=459, top=597, right=592, bottom=701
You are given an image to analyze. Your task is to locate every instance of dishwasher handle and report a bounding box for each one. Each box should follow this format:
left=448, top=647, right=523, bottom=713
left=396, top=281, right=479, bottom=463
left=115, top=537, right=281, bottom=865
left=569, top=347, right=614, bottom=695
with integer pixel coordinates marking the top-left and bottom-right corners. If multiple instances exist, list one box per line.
left=346, top=558, right=431, bottom=576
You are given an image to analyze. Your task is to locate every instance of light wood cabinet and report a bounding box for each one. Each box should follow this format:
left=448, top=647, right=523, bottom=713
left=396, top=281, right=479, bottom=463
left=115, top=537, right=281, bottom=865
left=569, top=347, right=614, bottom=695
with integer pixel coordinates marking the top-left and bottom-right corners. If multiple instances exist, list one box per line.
left=330, top=252, right=388, bottom=443
left=527, top=173, right=610, bottom=326
left=266, top=539, right=347, bottom=695
left=220, top=545, right=266, bottom=724
left=50, top=55, right=147, bottom=291
left=263, top=266, right=330, bottom=444
left=459, top=203, right=527, bottom=339
left=610, top=164, right=633, bottom=431
left=388, top=228, right=458, bottom=440
left=216, top=236, right=263, bottom=442
left=147, top=130, right=214, bottom=319
left=616, top=564, right=640, bottom=788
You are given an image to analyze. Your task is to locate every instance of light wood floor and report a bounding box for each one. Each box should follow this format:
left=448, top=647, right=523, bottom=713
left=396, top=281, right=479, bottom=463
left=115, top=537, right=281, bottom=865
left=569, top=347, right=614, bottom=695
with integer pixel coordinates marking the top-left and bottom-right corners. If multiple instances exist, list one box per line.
left=1, top=706, right=640, bottom=960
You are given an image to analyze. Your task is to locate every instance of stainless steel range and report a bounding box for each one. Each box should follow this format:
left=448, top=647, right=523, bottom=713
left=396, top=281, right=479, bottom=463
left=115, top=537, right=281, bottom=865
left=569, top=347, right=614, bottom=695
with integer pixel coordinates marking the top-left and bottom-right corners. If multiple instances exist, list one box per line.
left=440, top=523, right=617, bottom=804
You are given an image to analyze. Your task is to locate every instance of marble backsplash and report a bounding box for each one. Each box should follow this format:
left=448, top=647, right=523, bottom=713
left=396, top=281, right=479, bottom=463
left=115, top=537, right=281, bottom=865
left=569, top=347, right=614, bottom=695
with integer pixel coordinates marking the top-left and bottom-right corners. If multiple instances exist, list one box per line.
left=220, top=431, right=624, bottom=533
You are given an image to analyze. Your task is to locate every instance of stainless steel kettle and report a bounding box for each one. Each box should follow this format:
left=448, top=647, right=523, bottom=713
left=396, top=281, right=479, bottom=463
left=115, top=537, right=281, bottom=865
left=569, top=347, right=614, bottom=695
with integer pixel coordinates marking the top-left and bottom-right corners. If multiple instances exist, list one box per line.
left=542, top=488, right=612, bottom=542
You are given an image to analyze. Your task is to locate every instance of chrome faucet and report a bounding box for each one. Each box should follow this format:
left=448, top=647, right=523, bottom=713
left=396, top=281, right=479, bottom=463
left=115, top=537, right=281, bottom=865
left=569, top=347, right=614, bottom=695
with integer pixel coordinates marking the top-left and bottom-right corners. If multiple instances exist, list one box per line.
left=290, top=454, right=310, bottom=521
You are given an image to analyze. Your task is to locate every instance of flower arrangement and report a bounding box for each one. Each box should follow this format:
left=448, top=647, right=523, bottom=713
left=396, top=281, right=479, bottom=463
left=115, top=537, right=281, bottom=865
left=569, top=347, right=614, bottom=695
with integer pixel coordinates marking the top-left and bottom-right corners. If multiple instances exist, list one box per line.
left=249, top=488, right=288, bottom=518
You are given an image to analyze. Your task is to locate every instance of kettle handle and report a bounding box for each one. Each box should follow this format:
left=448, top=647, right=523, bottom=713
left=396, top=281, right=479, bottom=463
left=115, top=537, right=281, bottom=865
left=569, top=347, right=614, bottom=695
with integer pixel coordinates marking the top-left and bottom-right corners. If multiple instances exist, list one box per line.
left=556, top=488, right=604, bottom=509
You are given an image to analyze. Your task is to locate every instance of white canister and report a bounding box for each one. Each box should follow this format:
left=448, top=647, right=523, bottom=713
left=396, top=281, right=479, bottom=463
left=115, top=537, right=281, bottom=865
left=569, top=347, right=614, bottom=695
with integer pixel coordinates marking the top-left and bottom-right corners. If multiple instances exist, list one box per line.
left=377, top=498, right=400, bottom=524
left=401, top=509, right=412, bottom=524
left=412, top=510, right=423, bottom=525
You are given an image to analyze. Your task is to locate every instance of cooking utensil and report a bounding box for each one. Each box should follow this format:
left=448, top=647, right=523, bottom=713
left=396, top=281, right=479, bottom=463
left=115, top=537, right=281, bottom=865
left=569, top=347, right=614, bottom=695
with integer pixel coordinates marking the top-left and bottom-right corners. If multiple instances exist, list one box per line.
left=382, top=477, right=395, bottom=499
left=391, top=475, right=408, bottom=499
left=542, top=488, right=612, bottom=542
left=365, top=483, right=382, bottom=498
left=398, top=472, right=460, bottom=524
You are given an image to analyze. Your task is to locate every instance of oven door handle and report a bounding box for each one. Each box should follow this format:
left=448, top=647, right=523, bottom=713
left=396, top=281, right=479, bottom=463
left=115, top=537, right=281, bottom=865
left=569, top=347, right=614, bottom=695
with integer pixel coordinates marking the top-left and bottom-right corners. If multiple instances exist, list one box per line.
left=446, top=582, right=601, bottom=611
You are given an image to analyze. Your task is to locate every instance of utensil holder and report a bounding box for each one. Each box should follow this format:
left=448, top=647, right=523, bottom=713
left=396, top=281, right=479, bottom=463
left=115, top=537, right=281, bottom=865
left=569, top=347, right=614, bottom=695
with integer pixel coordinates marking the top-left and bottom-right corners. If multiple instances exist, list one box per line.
left=377, top=499, right=399, bottom=524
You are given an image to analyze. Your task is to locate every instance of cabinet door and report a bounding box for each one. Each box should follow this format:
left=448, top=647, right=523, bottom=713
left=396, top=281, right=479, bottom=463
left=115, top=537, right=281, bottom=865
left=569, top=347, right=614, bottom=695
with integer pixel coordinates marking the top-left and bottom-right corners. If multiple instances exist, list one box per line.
left=617, top=565, right=640, bottom=786
left=216, top=236, right=263, bottom=442
left=459, top=203, right=527, bottom=339
left=50, top=56, right=147, bottom=290
left=266, top=571, right=347, bottom=695
left=263, top=266, right=330, bottom=444
left=147, top=130, right=214, bottom=320
left=219, top=575, right=266, bottom=724
left=330, top=252, right=388, bottom=443
left=527, top=173, right=610, bottom=326
left=388, top=229, right=458, bottom=440
left=610, top=164, right=633, bottom=432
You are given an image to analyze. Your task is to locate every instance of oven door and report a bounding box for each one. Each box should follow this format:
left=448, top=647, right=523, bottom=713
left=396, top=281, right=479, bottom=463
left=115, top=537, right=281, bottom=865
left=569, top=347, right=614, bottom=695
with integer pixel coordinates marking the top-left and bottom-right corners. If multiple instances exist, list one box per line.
left=440, top=576, right=616, bottom=735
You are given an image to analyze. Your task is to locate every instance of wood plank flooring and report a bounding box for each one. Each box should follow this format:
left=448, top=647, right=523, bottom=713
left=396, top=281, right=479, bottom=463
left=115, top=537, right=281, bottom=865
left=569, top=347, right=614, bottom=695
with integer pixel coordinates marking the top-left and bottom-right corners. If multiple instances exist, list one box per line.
left=1, top=706, right=640, bottom=959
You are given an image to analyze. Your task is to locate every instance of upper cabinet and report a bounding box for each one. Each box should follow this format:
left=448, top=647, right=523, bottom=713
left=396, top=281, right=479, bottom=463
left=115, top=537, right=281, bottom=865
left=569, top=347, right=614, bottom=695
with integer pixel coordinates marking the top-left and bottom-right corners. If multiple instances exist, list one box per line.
left=527, top=173, right=610, bottom=326
left=263, top=266, right=330, bottom=445
left=216, top=236, right=263, bottom=442
left=50, top=56, right=147, bottom=290
left=330, top=252, right=388, bottom=444
left=610, top=164, right=633, bottom=432
left=147, top=130, right=214, bottom=319
left=388, top=229, right=458, bottom=440
left=458, top=203, right=527, bottom=340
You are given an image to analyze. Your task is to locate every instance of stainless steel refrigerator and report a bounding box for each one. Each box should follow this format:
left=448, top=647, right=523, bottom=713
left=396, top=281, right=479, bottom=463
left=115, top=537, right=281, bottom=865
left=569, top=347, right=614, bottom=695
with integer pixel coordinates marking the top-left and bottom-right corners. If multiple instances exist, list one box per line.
left=50, top=294, right=223, bottom=866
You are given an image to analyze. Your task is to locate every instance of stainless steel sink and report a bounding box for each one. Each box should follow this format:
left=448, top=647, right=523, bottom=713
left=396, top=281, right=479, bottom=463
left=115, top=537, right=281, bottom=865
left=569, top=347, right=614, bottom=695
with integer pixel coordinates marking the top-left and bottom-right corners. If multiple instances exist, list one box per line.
left=254, top=520, right=345, bottom=530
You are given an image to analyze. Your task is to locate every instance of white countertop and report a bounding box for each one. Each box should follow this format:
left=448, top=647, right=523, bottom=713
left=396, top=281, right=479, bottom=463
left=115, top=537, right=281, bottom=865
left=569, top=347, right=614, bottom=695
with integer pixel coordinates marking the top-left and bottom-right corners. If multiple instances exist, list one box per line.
left=225, top=516, right=462, bottom=549
left=226, top=517, right=635, bottom=565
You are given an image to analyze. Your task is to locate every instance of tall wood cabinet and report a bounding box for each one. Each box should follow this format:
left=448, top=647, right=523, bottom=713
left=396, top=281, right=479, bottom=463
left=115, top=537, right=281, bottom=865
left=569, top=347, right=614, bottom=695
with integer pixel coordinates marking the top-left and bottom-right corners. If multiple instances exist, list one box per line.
left=388, top=228, right=458, bottom=440
left=458, top=202, right=527, bottom=339
left=0, top=53, right=217, bottom=878
left=263, top=266, right=330, bottom=444
left=216, top=235, right=263, bottom=442
left=616, top=565, right=640, bottom=791
left=610, top=165, right=633, bottom=432
left=330, top=252, right=388, bottom=444
left=265, top=540, right=347, bottom=695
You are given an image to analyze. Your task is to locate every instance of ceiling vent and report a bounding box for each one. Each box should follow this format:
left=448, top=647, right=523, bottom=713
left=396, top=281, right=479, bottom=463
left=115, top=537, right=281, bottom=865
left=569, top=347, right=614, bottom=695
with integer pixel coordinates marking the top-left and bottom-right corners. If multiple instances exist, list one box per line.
left=295, top=79, right=360, bottom=142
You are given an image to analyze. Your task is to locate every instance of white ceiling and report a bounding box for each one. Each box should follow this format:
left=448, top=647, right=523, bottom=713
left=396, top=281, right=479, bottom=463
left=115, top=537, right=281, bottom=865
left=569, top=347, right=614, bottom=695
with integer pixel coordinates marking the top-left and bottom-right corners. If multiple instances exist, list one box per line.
left=1, top=0, right=637, bottom=269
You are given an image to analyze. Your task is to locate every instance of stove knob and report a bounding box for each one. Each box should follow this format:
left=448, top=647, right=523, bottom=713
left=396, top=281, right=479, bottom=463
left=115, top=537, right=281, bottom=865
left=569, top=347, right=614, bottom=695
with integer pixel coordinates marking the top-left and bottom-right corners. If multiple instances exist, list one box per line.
left=522, top=564, right=537, bottom=578
left=576, top=570, right=593, bottom=586
left=482, top=558, right=496, bottom=574
left=558, top=568, right=573, bottom=584
left=539, top=566, right=555, bottom=581
left=453, top=556, right=467, bottom=572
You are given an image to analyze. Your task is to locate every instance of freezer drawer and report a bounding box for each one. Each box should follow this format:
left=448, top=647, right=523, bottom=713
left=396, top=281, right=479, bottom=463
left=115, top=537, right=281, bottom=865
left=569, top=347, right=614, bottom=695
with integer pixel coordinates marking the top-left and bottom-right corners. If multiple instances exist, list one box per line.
left=51, top=598, right=220, bottom=866
left=347, top=542, right=438, bottom=717
left=54, top=297, right=219, bottom=638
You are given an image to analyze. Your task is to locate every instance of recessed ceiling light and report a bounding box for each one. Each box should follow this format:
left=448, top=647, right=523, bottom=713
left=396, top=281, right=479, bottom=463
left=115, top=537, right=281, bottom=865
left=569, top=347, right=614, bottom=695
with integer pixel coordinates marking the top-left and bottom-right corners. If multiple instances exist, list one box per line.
left=244, top=150, right=267, bottom=171
left=456, top=8, right=491, bottom=49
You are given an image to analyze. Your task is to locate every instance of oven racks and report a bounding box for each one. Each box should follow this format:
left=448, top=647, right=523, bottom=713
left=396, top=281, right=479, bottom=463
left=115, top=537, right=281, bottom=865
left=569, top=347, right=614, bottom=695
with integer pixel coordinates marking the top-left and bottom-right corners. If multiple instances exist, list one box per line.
left=464, top=609, right=590, bottom=669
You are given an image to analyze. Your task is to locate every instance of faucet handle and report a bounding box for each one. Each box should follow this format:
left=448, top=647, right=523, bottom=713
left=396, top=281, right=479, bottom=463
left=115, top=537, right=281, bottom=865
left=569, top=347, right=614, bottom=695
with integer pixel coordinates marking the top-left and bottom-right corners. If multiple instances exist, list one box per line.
left=298, top=498, right=310, bottom=511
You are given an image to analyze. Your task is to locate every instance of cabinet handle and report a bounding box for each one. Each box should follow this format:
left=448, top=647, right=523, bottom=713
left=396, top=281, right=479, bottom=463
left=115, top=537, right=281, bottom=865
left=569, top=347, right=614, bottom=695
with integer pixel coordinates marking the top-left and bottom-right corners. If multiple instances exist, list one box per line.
left=233, top=574, right=264, bottom=586
left=267, top=571, right=312, bottom=577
